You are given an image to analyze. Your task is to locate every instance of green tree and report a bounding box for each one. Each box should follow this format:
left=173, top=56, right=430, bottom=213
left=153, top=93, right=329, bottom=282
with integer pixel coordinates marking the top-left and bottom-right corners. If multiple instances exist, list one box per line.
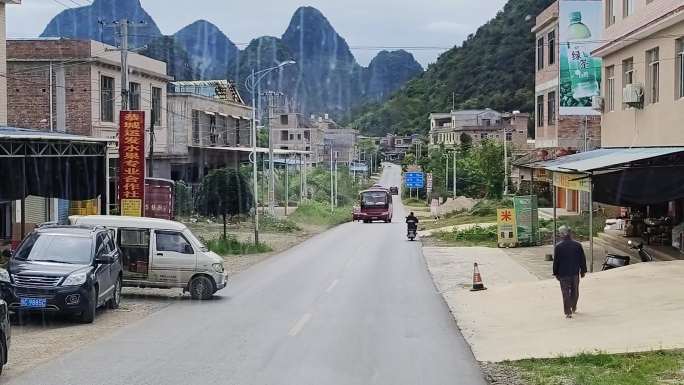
left=351, top=0, right=555, bottom=136
left=460, top=133, right=473, bottom=154
left=197, top=168, right=253, bottom=239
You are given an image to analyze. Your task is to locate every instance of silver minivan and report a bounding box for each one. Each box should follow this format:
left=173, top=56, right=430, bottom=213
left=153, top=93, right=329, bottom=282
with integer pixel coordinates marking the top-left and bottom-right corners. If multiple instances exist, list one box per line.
left=70, top=216, right=227, bottom=300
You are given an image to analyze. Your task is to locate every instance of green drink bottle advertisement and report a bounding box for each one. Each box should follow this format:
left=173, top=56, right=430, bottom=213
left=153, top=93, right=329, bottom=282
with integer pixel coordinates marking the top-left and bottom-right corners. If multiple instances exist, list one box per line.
left=559, top=0, right=602, bottom=116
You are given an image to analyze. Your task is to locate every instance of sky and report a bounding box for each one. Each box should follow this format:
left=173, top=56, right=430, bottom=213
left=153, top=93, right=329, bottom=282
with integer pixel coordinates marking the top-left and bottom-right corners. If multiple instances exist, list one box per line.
left=6, top=0, right=508, bottom=67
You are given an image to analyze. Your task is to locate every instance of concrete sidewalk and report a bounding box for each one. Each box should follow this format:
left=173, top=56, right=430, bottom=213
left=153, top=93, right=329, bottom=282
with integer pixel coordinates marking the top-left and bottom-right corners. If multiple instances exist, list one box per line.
left=423, top=246, right=684, bottom=362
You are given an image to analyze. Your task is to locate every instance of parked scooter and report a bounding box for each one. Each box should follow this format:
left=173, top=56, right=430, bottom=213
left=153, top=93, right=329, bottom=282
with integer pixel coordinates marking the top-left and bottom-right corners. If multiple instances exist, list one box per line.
left=602, top=240, right=654, bottom=271
left=406, top=221, right=418, bottom=241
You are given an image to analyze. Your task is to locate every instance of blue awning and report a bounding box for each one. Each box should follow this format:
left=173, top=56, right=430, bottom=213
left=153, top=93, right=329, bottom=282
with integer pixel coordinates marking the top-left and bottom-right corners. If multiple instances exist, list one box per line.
left=541, top=147, right=684, bottom=173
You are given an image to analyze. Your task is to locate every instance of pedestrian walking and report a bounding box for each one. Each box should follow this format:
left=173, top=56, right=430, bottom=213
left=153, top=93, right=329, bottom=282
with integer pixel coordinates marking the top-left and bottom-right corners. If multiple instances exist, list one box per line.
left=552, top=225, right=588, bottom=319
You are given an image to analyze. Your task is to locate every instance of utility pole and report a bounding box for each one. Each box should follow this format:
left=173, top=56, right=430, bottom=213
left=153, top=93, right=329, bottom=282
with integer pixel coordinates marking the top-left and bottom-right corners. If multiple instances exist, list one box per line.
left=100, top=19, right=146, bottom=111
left=250, top=68, right=259, bottom=244
left=503, top=126, right=509, bottom=196
left=330, top=146, right=334, bottom=211
left=285, top=155, right=289, bottom=216
left=453, top=151, right=457, bottom=198
left=334, top=153, right=338, bottom=208
left=266, top=92, right=276, bottom=215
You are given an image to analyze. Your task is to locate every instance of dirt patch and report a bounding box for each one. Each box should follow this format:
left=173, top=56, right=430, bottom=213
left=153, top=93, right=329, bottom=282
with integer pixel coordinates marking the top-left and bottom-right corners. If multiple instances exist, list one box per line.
left=480, top=362, right=528, bottom=385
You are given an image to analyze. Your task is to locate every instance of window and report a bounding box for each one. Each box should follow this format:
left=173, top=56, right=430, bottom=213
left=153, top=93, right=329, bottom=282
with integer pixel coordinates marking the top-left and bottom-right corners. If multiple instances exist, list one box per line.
left=646, top=47, right=660, bottom=104
left=209, top=113, right=217, bottom=144
left=480, top=133, right=488, bottom=140
left=281, top=130, right=288, bottom=141
left=482, top=119, right=490, bottom=126
left=547, top=91, right=556, bottom=125
left=280, top=114, right=289, bottom=125
left=622, top=58, right=634, bottom=109
left=623, top=0, right=634, bottom=17
left=152, top=86, right=162, bottom=125
left=304, top=130, right=310, bottom=140
left=606, top=0, right=616, bottom=26
left=536, top=95, right=544, bottom=127
left=100, top=75, right=114, bottom=122
left=297, top=133, right=302, bottom=140
left=156, top=231, right=193, bottom=254
left=129, top=82, right=141, bottom=110
left=119, top=228, right=150, bottom=247
left=677, top=39, right=684, bottom=99
left=191, top=110, right=200, bottom=144
left=289, top=133, right=295, bottom=140
left=506, top=132, right=512, bottom=141
left=548, top=30, right=555, bottom=65
left=537, top=37, right=544, bottom=71
left=606, top=65, right=615, bottom=111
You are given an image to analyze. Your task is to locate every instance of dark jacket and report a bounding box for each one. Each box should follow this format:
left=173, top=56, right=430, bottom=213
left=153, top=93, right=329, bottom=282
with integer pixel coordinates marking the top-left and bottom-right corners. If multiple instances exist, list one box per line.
left=406, top=215, right=418, bottom=229
left=553, top=239, right=588, bottom=277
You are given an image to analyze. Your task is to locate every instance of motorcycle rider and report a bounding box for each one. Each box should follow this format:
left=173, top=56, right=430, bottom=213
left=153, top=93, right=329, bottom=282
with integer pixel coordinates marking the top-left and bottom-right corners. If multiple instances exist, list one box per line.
left=406, top=212, right=419, bottom=235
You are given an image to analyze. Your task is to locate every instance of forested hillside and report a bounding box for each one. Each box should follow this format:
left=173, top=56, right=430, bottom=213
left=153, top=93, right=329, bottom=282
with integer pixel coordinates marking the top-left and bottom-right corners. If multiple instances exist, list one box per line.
left=351, top=0, right=554, bottom=136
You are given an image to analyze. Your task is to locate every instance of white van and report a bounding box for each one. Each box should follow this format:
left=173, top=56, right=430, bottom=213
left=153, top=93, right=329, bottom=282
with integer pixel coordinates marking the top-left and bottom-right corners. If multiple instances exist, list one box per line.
left=69, top=216, right=227, bottom=300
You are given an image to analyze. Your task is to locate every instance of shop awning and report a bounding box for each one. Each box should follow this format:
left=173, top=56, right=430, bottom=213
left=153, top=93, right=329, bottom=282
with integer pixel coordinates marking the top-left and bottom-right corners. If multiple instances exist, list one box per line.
left=541, top=147, right=684, bottom=173
left=541, top=147, right=684, bottom=206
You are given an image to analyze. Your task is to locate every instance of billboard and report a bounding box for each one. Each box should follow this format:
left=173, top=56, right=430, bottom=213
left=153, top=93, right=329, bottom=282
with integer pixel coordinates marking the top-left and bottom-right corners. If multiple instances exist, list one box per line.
left=513, top=195, right=539, bottom=246
left=119, top=111, right=146, bottom=217
left=559, top=0, right=602, bottom=116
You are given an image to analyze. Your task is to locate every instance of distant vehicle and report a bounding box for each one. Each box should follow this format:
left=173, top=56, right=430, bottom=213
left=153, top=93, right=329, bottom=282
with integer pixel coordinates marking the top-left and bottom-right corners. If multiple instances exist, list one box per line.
left=0, top=299, right=9, bottom=375
left=389, top=186, right=399, bottom=195
left=145, top=178, right=175, bottom=220
left=0, top=225, right=123, bottom=323
left=356, top=189, right=393, bottom=223
left=69, top=216, right=227, bottom=300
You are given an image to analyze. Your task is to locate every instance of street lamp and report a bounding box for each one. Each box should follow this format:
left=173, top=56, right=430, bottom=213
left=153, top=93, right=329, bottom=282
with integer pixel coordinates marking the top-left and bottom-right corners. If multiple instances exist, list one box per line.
left=503, top=111, right=520, bottom=197
left=245, top=60, right=296, bottom=244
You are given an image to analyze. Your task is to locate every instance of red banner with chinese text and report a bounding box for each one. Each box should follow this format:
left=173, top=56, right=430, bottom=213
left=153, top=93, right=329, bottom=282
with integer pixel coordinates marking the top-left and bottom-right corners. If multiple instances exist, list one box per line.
left=118, top=111, right=145, bottom=217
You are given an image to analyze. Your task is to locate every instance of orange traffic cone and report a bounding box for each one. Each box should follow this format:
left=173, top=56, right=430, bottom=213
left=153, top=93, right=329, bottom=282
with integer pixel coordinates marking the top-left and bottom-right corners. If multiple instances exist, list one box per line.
left=470, top=262, right=487, bottom=291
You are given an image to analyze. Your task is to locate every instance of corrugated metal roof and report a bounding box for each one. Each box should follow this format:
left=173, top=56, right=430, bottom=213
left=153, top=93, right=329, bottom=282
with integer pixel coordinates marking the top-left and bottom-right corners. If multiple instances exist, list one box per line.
left=0, top=127, right=112, bottom=142
left=541, top=147, right=684, bottom=173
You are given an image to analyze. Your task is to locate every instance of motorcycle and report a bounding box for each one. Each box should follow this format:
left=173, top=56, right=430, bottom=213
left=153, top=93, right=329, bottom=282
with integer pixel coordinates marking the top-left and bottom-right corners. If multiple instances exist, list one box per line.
left=602, top=240, right=654, bottom=271
left=406, top=220, right=418, bottom=241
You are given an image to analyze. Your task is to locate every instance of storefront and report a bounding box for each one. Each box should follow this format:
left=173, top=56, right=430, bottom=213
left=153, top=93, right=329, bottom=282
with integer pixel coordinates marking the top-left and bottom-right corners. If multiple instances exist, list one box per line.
left=541, top=146, right=684, bottom=267
left=0, top=128, right=111, bottom=248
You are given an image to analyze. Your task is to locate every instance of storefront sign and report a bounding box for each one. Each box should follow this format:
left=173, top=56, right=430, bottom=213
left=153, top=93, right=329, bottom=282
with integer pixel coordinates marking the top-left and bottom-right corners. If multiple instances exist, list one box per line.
left=118, top=111, right=145, bottom=217
left=553, top=172, right=590, bottom=192
left=497, top=208, right=518, bottom=247
left=513, top=195, right=539, bottom=246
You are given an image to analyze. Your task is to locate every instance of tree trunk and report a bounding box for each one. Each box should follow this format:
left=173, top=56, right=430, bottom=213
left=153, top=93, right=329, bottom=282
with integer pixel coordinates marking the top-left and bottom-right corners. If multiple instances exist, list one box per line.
left=222, top=213, right=227, bottom=240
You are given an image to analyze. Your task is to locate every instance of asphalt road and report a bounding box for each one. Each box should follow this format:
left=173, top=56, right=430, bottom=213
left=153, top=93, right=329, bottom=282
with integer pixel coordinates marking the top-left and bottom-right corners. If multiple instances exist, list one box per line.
left=6, top=164, right=486, bottom=385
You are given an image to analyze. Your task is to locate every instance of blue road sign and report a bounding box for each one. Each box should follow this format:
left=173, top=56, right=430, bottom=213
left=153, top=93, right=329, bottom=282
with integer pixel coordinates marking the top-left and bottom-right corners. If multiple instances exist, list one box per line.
left=404, top=172, right=424, bottom=188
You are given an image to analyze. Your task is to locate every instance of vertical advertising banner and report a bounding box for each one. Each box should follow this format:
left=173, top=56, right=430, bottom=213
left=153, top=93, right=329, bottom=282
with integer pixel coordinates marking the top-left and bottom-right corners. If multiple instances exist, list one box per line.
left=119, top=111, right=146, bottom=217
left=513, top=195, right=539, bottom=246
left=559, top=0, right=602, bottom=115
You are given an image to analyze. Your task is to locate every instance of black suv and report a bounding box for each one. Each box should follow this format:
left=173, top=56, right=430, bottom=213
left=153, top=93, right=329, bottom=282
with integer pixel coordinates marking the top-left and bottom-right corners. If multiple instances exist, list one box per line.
left=0, top=225, right=123, bottom=323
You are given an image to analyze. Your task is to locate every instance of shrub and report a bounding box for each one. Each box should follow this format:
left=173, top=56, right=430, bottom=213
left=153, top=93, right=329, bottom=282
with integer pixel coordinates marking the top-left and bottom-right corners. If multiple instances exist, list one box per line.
left=203, top=235, right=272, bottom=255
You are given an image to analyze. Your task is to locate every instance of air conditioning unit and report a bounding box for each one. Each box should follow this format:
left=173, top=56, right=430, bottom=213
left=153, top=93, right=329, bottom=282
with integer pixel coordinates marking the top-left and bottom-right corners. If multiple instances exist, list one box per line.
left=591, top=95, right=603, bottom=111
left=623, top=83, right=644, bottom=106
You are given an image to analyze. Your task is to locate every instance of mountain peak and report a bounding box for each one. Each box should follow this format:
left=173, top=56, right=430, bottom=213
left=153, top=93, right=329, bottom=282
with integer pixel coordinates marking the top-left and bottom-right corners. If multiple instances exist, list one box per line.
left=173, top=19, right=238, bottom=80
left=40, top=0, right=161, bottom=47
left=282, top=6, right=355, bottom=65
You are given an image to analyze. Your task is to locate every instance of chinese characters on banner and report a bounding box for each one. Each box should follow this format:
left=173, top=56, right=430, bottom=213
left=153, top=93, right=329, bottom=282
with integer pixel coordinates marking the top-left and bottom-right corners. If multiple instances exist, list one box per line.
left=119, top=111, right=145, bottom=217
left=497, top=208, right=518, bottom=248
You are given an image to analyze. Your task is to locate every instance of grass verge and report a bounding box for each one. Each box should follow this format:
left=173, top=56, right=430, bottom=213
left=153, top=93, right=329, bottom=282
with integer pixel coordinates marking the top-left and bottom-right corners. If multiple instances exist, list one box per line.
left=433, top=225, right=498, bottom=247
left=204, top=235, right=273, bottom=255
left=510, top=350, right=684, bottom=385
left=422, top=212, right=497, bottom=230
left=289, top=201, right=352, bottom=228
left=403, top=197, right=428, bottom=208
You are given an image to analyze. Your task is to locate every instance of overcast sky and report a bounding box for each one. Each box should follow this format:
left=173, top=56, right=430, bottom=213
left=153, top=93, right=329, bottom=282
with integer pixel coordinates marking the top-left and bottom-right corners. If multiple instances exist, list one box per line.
left=7, top=0, right=508, bottom=67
